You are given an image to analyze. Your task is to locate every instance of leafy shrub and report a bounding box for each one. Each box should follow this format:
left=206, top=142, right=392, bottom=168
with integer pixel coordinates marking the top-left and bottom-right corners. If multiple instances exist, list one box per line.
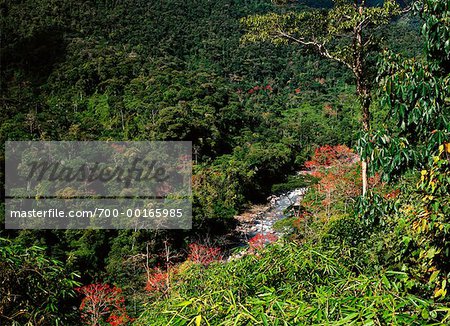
left=76, top=283, right=132, bottom=326
left=248, top=233, right=278, bottom=252
left=0, top=239, right=80, bottom=325
left=395, top=144, right=450, bottom=299
left=145, top=268, right=170, bottom=295
left=135, top=238, right=450, bottom=325
left=187, top=243, right=223, bottom=266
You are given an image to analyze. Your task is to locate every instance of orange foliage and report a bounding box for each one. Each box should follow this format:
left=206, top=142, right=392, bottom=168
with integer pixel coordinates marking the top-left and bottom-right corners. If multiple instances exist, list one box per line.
left=304, top=145, right=361, bottom=215
left=145, top=267, right=169, bottom=293
left=305, top=145, right=358, bottom=169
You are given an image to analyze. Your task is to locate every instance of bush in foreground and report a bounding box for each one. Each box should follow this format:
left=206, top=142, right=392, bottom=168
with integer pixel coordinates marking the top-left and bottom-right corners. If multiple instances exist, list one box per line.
left=134, top=228, right=449, bottom=325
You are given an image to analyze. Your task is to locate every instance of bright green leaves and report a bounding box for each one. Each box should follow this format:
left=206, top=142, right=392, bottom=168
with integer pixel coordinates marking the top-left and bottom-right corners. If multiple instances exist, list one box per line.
left=406, top=144, right=450, bottom=299
left=87, top=93, right=115, bottom=130
left=328, top=0, right=400, bottom=35
left=0, top=238, right=81, bottom=324
left=358, top=130, right=419, bottom=181
left=241, top=0, right=401, bottom=67
left=135, top=238, right=449, bottom=325
left=240, top=11, right=327, bottom=45
left=362, top=1, right=449, bottom=180
left=415, top=0, right=450, bottom=64
left=378, top=53, right=448, bottom=138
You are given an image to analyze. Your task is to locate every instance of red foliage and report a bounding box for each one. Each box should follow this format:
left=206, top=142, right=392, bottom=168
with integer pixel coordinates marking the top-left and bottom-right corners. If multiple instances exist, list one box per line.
left=76, top=283, right=131, bottom=326
left=303, top=145, right=363, bottom=215
left=368, top=172, right=382, bottom=188
left=145, top=267, right=169, bottom=293
left=295, top=88, right=301, bottom=94
left=187, top=243, right=222, bottom=266
left=248, top=233, right=278, bottom=251
left=247, top=85, right=272, bottom=94
left=304, top=146, right=389, bottom=217
left=107, top=314, right=131, bottom=326
left=305, top=145, right=358, bottom=169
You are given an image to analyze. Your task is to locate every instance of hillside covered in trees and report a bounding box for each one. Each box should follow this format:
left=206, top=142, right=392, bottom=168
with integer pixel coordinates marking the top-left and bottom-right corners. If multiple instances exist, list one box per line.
left=0, top=0, right=448, bottom=325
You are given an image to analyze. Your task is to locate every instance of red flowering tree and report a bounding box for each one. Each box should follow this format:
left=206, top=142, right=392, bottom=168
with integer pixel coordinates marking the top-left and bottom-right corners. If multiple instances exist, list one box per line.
left=305, top=145, right=357, bottom=170
left=187, top=243, right=222, bottom=266
left=76, top=283, right=131, bottom=326
left=302, top=145, right=388, bottom=218
left=144, top=243, right=222, bottom=298
left=304, top=145, right=361, bottom=217
left=145, top=267, right=169, bottom=295
left=248, top=233, right=278, bottom=252
left=144, top=240, right=180, bottom=297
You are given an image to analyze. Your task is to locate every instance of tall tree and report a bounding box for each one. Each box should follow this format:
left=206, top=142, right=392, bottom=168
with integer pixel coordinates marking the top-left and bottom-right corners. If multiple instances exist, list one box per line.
left=364, top=0, right=449, bottom=180
left=241, top=0, right=403, bottom=196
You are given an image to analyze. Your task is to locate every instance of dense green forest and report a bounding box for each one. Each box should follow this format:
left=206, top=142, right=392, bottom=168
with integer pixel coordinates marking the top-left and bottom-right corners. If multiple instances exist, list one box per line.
left=1, top=0, right=448, bottom=325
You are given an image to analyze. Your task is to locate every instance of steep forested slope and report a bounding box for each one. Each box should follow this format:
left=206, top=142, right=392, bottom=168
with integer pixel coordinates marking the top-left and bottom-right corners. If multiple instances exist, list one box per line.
left=0, top=1, right=434, bottom=325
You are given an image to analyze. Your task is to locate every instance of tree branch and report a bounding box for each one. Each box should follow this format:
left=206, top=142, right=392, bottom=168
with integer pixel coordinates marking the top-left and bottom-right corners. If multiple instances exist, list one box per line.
left=357, top=17, right=369, bottom=30
left=276, top=30, right=352, bottom=70
left=400, top=5, right=413, bottom=14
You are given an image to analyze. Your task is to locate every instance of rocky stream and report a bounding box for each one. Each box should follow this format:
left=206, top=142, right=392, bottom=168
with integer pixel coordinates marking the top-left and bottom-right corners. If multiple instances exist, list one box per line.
left=234, top=187, right=308, bottom=240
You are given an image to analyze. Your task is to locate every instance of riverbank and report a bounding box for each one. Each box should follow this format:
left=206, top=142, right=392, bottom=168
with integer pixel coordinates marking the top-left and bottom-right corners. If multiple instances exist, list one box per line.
left=234, top=187, right=308, bottom=239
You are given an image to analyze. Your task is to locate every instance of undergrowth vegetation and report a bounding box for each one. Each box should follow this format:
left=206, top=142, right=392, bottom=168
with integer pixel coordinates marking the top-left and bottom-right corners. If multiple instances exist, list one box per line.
left=136, top=223, right=449, bottom=325
left=135, top=142, right=449, bottom=325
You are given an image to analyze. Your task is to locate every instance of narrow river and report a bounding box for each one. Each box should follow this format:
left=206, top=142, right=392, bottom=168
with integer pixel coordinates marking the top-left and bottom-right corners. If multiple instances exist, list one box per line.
left=235, top=187, right=308, bottom=239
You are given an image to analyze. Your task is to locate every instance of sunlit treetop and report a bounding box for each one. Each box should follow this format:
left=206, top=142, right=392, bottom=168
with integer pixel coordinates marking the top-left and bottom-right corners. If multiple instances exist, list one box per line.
left=241, top=0, right=402, bottom=69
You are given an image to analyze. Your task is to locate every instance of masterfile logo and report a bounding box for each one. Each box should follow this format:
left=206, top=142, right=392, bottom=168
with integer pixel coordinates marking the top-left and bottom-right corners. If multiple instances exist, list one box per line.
left=5, top=141, right=192, bottom=230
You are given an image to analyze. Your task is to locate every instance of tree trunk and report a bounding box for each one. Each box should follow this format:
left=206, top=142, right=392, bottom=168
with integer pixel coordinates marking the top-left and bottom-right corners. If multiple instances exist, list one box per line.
left=357, top=74, right=371, bottom=197
left=354, top=3, right=371, bottom=197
